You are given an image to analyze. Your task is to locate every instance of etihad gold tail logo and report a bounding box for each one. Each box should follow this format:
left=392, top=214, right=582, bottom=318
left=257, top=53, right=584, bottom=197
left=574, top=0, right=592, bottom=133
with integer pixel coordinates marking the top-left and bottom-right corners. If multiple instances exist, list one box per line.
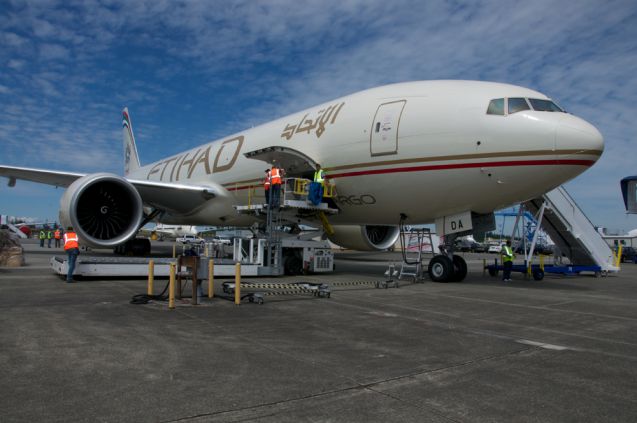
left=281, top=102, right=345, bottom=140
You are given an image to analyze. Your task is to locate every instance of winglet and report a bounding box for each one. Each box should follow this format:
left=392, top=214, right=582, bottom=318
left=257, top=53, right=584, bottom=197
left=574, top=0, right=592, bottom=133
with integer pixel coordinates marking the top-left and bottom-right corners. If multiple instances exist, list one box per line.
left=122, top=107, right=141, bottom=176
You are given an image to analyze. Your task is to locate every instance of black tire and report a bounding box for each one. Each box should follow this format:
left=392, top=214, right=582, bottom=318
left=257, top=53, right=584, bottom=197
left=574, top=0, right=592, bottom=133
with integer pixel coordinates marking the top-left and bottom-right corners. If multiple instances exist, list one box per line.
left=428, top=255, right=454, bottom=282
left=488, top=267, right=499, bottom=277
left=532, top=268, right=545, bottom=281
left=451, top=255, right=467, bottom=282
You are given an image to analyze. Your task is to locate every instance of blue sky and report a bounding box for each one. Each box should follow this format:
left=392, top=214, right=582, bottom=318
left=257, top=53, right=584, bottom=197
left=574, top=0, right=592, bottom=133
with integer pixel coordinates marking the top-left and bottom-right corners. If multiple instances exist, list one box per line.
left=1, top=0, right=636, bottom=232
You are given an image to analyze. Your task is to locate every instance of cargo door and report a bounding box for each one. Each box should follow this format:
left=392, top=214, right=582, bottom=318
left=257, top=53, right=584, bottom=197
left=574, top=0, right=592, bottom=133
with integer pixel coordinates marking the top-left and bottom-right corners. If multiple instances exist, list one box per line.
left=370, top=100, right=406, bottom=156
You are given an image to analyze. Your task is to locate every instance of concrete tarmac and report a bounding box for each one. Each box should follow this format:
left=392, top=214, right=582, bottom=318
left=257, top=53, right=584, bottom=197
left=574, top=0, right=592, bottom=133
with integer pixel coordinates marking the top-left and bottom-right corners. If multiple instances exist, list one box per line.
left=1, top=240, right=637, bottom=422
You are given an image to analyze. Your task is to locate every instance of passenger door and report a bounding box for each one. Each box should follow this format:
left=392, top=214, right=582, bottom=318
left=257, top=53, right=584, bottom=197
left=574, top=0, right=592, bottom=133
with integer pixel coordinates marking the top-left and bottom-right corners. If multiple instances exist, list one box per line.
left=370, top=100, right=406, bottom=156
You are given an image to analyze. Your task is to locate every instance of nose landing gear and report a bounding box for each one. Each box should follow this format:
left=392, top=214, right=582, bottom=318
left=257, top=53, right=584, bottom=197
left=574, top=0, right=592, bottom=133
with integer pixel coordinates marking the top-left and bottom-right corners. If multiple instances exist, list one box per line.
left=398, top=214, right=468, bottom=283
left=427, top=254, right=467, bottom=282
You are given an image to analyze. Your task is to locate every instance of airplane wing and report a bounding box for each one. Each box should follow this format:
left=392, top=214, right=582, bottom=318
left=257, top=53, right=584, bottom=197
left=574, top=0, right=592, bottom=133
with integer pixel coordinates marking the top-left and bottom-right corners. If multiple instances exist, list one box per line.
left=0, top=165, right=84, bottom=187
left=127, top=179, right=219, bottom=214
left=1, top=165, right=223, bottom=215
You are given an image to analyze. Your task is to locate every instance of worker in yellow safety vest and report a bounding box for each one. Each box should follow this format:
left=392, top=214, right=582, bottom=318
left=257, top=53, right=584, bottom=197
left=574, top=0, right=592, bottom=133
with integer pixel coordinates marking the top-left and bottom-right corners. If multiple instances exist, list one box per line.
left=63, top=227, right=80, bottom=283
left=501, top=239, right=515, bottom=282
left=38, top=229, right=46, bottom=248
left=309, top=164, right=326, bottom=205
left=313, top=164, right=325, bottom=186
left=263, top=169, right=271, bottom=206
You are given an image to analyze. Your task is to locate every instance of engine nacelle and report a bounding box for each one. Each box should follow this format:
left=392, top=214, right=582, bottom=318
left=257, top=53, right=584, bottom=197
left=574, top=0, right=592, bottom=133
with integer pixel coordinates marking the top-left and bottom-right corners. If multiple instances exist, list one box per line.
left=59, top=173, right=143, bottom=248
left=328, top=225, right=400, bottom=251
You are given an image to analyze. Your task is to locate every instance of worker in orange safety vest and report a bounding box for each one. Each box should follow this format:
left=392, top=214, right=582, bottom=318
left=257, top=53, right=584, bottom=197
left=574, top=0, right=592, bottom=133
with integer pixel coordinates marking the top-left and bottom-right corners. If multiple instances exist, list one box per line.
left=270, top=165, right=284, bottom=208
left=63, top=227, right=80, bottom=283
left=54, top=228, right=62, bottom=248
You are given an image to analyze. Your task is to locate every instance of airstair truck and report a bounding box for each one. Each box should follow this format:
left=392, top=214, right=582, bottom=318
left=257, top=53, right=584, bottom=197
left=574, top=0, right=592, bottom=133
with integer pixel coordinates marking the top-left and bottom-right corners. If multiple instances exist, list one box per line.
left=524, top=186, right=618, bottom=274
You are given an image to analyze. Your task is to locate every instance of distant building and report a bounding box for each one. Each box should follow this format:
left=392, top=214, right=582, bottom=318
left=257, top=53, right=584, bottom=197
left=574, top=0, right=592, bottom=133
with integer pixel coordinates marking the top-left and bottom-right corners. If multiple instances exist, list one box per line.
left=598, top=227, right=637, bottom=248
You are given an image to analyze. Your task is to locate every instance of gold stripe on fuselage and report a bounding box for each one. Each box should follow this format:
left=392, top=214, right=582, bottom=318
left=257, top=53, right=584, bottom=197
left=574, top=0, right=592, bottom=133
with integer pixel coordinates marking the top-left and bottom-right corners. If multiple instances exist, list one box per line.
left=324, top=149, right=602, bottom=172
left=221, top=148, right=602, bottom=188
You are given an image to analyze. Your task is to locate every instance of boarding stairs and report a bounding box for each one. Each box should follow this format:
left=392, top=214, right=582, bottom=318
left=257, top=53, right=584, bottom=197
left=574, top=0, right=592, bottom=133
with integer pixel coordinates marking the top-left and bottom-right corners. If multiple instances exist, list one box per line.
left=524, top=186, right=618, bottom=273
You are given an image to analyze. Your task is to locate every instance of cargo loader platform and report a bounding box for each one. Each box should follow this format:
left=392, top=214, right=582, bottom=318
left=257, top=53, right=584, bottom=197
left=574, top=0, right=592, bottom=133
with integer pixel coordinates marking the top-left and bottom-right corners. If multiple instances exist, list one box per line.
left=50, top=255, right=262, bottom=278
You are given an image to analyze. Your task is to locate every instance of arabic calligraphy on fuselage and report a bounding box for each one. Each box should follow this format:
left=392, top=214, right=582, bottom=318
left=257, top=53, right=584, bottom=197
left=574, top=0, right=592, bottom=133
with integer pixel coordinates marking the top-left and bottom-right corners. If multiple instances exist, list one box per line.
left=281, top=102, right=345, bottom=141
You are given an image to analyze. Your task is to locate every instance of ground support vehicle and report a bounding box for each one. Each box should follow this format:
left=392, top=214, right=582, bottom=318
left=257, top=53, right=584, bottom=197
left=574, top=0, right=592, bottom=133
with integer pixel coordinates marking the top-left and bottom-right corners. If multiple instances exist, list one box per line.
left=485, top=260, right=604, bottom=281
left=176, top=235, right=206, bottom=245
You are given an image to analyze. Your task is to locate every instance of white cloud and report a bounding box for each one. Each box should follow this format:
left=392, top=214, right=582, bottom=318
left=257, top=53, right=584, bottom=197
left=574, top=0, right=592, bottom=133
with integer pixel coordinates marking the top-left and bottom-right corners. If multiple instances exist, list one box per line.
left=7, top=59, right=26, bottom=69
left=1, top=31, right=29, bottom=48
left=38, top=43, right=70, bottom=61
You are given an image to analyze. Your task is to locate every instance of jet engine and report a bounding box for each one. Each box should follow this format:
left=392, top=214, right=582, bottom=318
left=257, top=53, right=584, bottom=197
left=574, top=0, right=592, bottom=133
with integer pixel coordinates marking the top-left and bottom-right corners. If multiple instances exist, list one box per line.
left=59, top=173, right=143, bottom=248
left=328, top=225, right=400, bottom=251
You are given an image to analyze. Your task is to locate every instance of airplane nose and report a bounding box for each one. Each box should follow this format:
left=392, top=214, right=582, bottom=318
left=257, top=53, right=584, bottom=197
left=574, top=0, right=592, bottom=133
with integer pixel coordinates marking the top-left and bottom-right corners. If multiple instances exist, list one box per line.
left=555, top=115, right=604, bottom=155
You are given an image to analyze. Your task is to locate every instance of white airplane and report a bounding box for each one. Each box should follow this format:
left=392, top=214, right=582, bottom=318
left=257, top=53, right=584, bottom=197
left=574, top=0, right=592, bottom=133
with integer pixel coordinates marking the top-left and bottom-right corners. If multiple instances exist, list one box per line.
left=152, top=224, right=198, bottom=239
left=0, top=80, right=603, bottom=281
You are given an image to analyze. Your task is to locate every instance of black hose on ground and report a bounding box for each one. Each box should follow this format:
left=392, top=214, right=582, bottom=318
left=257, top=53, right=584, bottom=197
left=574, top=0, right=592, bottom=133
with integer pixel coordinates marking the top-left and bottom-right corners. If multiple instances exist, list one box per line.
left=129, top=280, right=170, bottom=304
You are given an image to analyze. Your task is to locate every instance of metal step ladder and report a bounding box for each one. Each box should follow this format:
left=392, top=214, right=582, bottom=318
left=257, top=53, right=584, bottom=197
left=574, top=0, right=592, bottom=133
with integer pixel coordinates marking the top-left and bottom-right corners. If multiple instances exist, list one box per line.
left=263, top=200, right=283, bottom=275
left=524, top=185, right=618, bottom=272
left=398, top=228, right=434, bottom=281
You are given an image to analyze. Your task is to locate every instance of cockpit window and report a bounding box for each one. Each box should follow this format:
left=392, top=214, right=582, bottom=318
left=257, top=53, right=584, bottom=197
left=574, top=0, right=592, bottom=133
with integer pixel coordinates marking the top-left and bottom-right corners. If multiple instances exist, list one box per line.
left=487, top=97, right=565, bottom=116
left=508, top=97, right=530, bottom=114
left=487, top=98, right=504, bottom=115
left=528, top=98, right=564, bottom=112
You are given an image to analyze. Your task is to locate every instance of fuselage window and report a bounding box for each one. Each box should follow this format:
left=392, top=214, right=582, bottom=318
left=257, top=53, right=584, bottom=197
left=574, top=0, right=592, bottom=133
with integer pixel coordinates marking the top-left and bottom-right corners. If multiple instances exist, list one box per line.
left=528, top=98, right=564, bottom=112
left=508, top=97, right=530, bottom=114
left=487, top=98, right=504, bottom=115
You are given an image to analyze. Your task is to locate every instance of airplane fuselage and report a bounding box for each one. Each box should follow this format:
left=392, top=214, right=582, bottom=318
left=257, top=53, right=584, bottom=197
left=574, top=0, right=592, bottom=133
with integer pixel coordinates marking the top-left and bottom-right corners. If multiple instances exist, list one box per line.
left=129, top=80, right=603, bottom=227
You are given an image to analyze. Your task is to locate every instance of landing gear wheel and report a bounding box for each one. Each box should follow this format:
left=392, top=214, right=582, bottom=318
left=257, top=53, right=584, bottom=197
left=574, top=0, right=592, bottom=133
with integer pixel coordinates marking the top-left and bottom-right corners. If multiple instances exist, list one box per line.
left=451, top=255, right=467, bottom=282
left=532, top=268, right=545, bottom=281
left=428, top=255, right=454, bottom=282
